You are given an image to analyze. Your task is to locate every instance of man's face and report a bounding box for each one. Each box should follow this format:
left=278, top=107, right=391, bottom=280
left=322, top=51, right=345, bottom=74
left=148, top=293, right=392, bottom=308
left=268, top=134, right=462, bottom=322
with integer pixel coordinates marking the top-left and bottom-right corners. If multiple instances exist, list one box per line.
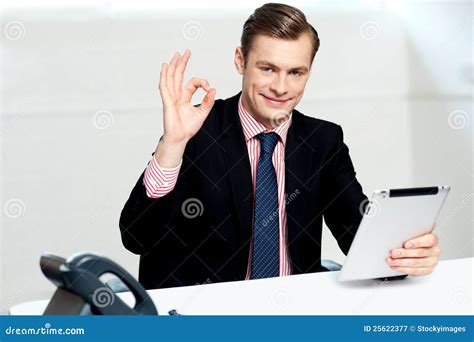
left=234, top=33, right=313, bottom=129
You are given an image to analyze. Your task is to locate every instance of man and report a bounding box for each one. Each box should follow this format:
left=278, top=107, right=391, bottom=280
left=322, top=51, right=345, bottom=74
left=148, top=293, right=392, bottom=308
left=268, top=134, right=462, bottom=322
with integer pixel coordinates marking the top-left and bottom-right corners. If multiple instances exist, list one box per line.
left=119, top=3, right=440, bottom=290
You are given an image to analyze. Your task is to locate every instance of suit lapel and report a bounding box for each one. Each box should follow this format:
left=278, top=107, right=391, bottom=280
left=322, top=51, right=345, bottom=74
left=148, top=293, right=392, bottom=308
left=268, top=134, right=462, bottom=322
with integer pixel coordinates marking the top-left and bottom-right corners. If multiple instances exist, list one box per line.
left=285, top=110, right=314, bottom=268
left=220, top=93, right=254, bottom=246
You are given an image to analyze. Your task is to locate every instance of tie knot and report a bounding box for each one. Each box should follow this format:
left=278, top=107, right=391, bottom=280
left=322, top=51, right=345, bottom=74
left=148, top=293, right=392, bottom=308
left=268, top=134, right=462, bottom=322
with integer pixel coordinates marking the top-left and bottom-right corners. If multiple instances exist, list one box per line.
left=257, top=132, right=279, bottom=155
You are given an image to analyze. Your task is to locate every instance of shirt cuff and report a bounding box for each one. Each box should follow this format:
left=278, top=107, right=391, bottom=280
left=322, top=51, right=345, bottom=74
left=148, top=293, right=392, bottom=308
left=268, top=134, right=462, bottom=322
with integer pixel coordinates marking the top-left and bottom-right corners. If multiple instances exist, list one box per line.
left=143, top=157, right=182, bottom=198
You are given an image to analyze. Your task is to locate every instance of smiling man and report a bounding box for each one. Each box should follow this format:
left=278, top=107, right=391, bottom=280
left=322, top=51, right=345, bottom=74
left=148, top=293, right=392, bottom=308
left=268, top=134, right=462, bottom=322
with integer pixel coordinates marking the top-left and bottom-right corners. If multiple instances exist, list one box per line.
left=119, top=3, right=441, bottom=289
left=235, top=32, right=314, bottom=129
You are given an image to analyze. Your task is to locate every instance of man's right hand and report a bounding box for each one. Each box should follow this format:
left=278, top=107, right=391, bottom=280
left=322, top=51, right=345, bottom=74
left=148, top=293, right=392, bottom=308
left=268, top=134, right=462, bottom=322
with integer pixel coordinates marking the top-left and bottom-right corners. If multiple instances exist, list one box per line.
left=154, top=50, right=216, bottom=168
left=159, top=50, right=216, bottom=144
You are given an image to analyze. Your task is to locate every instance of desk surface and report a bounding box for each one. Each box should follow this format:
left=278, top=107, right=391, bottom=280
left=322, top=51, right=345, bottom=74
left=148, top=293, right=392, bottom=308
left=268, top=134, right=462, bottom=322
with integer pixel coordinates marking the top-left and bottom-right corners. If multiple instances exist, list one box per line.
left=10, top=257, right=473, bottom=315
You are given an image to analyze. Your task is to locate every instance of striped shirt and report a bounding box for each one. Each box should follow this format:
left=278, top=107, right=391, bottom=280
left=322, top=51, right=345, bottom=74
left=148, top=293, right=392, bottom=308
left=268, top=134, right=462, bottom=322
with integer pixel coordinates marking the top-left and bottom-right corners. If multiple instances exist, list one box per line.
left=143, top=95, right=293, bottom=278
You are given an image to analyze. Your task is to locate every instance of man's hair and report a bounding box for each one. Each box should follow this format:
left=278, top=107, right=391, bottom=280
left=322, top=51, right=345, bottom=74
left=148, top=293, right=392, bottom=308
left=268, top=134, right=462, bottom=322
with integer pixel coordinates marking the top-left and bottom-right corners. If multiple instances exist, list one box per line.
left=240, top=3, right=320, bottom=66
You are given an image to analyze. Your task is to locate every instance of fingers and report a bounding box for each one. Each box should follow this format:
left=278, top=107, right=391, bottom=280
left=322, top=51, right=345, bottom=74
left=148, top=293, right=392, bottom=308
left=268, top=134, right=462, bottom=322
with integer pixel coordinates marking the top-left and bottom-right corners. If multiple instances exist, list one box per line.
left=389, top=266, right=434, bottom=276
left=159, top=51, right=215, bottom=110
left=385, top=237, right=441, bottom=277
left=183, top=77, right=212, bottom=103
left=386, top=256, right=438, bottom=268
left=386, top=242, right=440, bottom=276
left=386, top=255, right=438, bottom=276
left=390, top=245, right=441, bottom=259
left=166, top=52, right=181, bottom=99
left=198, top=88, right=216, bottom=115
left=404, top=233, right=439, bottom=249
left=159, top=63, right=171, bottom=106
left=175, top=50, right=191, bottom=99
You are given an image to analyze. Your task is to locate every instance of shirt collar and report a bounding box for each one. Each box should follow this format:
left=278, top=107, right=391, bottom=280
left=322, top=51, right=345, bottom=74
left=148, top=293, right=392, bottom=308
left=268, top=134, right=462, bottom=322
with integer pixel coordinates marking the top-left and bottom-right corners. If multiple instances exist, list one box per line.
left=237, top=95, right=292, bottom=147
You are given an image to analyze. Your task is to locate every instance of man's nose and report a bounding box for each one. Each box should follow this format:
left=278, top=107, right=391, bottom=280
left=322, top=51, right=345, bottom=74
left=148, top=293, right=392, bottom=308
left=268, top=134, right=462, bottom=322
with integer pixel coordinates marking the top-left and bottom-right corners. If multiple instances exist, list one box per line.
left=269, top=74, right=287, bottom=96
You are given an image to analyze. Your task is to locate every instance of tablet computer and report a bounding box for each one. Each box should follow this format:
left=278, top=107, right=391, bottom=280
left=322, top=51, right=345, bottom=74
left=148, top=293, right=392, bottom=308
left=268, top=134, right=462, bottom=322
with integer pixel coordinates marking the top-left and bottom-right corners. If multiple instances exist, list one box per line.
left=338, top=186, right=450, bottom=281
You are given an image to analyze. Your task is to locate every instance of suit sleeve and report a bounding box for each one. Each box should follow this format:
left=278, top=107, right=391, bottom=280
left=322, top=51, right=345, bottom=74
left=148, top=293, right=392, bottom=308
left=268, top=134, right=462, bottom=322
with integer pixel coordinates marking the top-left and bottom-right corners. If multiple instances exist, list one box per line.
left=119, top=137, right=196, bottom=255
left=323, top=125, right=368, bottom=255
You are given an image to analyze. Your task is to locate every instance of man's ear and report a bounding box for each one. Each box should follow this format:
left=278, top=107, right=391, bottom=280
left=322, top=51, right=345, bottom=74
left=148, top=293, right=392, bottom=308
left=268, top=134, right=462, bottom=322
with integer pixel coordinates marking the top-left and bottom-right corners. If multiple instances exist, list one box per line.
left=234, top=47, right=245, bottom=75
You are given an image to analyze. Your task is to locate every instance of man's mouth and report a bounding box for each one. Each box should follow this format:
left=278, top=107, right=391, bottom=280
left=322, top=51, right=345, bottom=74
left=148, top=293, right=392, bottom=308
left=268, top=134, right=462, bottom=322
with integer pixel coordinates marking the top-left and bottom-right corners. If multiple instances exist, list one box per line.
left=261, top=94, right=290, bottom=106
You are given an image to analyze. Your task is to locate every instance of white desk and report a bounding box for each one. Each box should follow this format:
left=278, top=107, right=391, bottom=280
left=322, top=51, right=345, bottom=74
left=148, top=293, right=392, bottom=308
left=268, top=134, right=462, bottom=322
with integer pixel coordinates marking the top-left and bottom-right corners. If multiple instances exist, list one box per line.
left=9, top=257, right=473, bottom=315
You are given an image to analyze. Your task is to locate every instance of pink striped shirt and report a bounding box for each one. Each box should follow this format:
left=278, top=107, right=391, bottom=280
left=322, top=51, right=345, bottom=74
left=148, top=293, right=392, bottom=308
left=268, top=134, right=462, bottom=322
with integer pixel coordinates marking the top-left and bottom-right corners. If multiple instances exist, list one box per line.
left=144, top=95, right=293, bottom=278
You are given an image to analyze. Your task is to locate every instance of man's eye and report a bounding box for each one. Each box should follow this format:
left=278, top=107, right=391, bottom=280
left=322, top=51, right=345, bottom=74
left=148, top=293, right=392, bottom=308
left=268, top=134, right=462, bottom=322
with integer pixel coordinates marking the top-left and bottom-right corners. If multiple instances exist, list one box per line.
left=262, top=67, right=273, bottom=72
left=290, top=70, right=301, bottom=76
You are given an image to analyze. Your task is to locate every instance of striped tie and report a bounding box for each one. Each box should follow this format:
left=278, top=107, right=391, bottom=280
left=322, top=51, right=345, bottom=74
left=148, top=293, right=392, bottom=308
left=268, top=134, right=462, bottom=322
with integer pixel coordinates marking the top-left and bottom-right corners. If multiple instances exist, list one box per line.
left=250, top=132, right=280, bottom=279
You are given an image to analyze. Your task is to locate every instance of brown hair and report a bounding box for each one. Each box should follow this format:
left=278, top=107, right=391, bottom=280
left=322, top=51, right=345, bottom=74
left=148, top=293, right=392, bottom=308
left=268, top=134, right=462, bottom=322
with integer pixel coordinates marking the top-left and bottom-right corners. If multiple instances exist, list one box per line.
left=241, top=3, right=320, bottom=66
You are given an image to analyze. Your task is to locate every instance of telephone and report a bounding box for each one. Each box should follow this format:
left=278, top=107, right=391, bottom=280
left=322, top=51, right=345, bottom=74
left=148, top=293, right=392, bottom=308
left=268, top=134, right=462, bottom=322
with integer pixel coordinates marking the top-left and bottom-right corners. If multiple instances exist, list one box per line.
left=40, top=251, right=158, bottom=315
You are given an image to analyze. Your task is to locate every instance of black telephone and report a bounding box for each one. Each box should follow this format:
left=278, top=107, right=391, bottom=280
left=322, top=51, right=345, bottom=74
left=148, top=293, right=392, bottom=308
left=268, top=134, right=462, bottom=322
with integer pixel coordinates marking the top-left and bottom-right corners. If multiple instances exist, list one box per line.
left=40, top=251, right=158, bottom=315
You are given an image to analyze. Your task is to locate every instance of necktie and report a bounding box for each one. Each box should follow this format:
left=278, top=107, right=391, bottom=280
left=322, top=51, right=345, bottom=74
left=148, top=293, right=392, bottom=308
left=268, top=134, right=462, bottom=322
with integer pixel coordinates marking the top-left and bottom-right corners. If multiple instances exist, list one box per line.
left=250, top=132, right=280, bottom=279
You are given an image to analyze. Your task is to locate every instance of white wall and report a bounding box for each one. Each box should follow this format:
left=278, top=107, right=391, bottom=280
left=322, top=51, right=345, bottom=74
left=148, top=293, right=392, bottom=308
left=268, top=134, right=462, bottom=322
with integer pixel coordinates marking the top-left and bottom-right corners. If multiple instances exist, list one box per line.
left=1, top=0, right=472, bottom=314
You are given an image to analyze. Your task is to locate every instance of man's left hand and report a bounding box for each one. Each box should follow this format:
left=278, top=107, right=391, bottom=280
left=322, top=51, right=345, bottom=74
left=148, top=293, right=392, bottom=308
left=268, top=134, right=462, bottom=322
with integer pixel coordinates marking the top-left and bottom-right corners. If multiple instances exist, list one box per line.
left=385, top=232, right=441, bottom=276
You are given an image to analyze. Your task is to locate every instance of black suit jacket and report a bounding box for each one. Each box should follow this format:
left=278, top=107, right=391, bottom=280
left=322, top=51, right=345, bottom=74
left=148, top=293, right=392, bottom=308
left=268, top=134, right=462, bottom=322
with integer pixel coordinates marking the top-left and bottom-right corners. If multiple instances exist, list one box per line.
left=119, top=92, right=367, bottom=289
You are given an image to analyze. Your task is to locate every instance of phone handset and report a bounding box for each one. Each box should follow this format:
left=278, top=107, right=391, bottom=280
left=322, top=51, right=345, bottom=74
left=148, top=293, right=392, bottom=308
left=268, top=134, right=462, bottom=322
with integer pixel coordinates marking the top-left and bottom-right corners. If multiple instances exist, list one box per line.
left=40, top=252, right=158, bottom=315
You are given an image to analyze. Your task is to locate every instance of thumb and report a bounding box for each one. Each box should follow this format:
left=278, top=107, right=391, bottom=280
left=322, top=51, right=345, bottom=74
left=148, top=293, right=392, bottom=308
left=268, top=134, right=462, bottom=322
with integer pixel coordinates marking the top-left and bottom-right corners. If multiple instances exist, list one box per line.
left=198, top=88, right=216, bottom=115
